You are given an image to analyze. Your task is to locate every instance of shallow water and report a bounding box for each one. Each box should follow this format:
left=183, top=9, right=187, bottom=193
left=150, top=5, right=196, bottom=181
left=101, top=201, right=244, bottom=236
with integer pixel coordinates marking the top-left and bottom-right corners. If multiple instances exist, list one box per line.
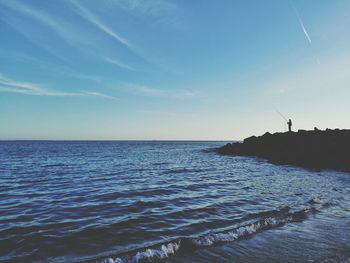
left=0, top=141, right=349, bottom=262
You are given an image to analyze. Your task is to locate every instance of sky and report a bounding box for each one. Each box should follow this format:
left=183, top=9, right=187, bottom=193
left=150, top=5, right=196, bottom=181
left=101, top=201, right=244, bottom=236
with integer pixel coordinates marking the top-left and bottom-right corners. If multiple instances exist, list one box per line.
left=1, top=0, right=350, bottom=140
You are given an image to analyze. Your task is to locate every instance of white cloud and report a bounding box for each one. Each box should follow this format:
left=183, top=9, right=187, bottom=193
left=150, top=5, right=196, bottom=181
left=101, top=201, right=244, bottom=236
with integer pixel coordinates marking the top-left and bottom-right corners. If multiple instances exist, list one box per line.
left=0, top=0, right=142, bottom=68
left=68, top=0, right=131, bottom=48
left=113, top=0, right=176, bottom=16
left=66, top=0, right=160, bottom=68
left=0, top=74, right=116, bottom=99
left=104, top=57, right=134, bottom=71
left=0, top=50, right=103, bottom=83
left=0, top=0, right=172, bottom=75
left=111, top=0, right=181, bottom=28
left=1, top=0, right=80, bottom=47
left=128, top=84, right=197, bottom=99
left=82, top=91, right=117, bottom=100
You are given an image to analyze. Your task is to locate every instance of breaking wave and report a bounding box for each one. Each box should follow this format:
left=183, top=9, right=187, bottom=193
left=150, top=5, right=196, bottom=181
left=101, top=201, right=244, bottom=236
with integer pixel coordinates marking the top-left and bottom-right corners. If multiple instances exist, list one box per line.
left=101, top=242, right=181, bottom=263
left=98, top=206, right=319, bottom=263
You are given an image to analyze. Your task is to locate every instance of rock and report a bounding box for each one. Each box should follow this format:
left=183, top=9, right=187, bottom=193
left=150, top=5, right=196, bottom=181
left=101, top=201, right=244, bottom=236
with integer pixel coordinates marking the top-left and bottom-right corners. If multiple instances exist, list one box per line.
left=216, top=129, right=350, bottom=172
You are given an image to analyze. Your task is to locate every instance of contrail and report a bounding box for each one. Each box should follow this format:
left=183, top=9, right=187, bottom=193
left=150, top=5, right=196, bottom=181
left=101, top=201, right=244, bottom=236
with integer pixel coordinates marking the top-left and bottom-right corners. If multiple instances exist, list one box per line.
left=291, top=3, right=312, bottom=46
left=296, top=12, right=312, bottom=45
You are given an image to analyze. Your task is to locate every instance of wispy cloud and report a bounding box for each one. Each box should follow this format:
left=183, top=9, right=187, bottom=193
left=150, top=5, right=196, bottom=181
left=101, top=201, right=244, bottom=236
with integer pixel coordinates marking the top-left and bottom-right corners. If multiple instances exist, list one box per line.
left=128, top=84, right=197, bottom=99
left=68, top=0, right=131, bottom=48
left=0, top=0, right=174, bottom=75
left=110, top=0, right=180, bottom=27
left=0, top=0, right=137, bottom=69
left=0, top=22, right=66, bottom=64
left=1, top=0, right=79, bottom=47
left=67, top=0, right=160, bottom=69
left=0, top=50, right=103, bottom=83
left=82, top=91, right=116, bottom=100
left=0, top=74, right=116, bottom=99
left=104, top=57, right=134, bottom=71
left=113, top=0, right=174, bottom=14
left=0, top=50, right=47, bottom=66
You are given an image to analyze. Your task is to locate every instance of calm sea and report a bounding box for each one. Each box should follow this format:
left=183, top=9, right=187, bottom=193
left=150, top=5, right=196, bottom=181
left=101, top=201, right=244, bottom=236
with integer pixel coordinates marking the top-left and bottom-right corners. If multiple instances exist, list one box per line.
left=0, top=141, right=349, bottom=262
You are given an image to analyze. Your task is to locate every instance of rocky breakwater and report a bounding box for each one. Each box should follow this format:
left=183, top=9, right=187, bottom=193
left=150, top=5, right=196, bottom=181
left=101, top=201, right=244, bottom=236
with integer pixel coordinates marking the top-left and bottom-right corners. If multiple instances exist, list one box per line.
left=217, top=129, right=350, bottom=172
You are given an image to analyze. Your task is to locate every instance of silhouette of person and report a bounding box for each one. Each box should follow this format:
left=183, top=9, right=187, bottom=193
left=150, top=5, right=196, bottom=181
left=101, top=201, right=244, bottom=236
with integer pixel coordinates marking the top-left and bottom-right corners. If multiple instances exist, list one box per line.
left=287, top=119, right=292, bottom=132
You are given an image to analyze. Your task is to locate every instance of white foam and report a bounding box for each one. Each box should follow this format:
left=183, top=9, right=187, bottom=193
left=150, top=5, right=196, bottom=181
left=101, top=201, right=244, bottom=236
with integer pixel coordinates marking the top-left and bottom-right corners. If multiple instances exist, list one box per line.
left=193, top=216, right=292, bottom=246
left=102, top=241, right=181, bottom=263
left=311, top=197, right=322, bottom=204
left=103, top=258, right=124, bottom=263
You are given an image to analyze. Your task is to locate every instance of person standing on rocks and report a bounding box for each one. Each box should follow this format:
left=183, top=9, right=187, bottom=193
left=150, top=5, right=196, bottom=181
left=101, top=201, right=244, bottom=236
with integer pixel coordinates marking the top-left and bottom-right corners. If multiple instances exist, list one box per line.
left=288, top=119, right=292, bottom=132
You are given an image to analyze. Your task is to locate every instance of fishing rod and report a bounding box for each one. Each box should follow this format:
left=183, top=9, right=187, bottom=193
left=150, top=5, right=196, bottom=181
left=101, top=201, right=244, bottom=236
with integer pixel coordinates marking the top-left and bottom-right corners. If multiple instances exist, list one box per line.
left=274, top=108, right=288, bottom=131
left=275, top=109, right=288, bottom=122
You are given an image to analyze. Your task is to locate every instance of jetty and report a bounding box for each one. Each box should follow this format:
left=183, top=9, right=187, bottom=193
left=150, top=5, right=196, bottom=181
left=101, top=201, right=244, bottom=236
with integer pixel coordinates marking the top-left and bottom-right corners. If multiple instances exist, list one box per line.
left=217, top=129, right=350, bottom=172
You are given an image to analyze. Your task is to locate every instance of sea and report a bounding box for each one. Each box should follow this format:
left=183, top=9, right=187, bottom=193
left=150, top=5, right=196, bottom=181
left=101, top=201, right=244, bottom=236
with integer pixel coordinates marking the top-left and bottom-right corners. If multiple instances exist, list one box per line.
left=0, top=141, right=350, bottom=263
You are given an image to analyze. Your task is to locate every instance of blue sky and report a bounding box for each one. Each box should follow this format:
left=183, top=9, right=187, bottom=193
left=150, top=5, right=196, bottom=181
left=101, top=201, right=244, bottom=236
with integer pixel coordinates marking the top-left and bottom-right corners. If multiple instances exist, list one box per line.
left=1, top=0, right=350, bottom=140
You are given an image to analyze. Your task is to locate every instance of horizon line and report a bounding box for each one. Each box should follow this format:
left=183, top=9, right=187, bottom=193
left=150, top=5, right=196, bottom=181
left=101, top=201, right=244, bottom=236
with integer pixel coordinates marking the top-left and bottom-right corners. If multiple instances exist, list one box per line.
left=0, top=139, right=236, bottom=142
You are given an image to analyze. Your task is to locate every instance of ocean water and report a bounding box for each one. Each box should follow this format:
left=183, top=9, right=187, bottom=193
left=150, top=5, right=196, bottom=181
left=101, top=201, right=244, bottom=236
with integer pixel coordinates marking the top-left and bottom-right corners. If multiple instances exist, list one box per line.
left=0, top=141, right=350, bottom=263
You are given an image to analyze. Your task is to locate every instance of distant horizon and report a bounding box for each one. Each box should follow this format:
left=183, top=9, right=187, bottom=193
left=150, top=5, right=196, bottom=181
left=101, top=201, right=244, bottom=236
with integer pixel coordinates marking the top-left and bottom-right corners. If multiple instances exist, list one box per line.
left=0, top=139, right=232, bottom=142
left=1, top=126, right=349, bottom=141
left=1, top=0, right=350, bottom=140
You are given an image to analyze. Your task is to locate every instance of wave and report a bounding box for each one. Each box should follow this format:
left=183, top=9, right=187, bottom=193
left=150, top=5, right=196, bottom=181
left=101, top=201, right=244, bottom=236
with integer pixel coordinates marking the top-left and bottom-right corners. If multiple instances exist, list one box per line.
left=101, top=241, right=181, bottom=263
left=192, top=207, right=316, bottom=246
left=97, top=206, right=320, bottom=263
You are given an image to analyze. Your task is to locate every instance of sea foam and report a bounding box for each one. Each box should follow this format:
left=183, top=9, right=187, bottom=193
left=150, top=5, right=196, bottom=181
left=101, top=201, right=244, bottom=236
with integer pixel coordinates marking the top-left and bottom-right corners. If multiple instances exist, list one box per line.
left=103, top=241, right=181, bottom=263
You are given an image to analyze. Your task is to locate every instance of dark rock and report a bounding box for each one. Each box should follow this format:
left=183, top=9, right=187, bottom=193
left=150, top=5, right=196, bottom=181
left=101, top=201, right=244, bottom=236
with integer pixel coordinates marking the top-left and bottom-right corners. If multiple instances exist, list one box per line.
left=243, top=135, right=257, bottom=144
left=216, top=129, right=350, bottom=172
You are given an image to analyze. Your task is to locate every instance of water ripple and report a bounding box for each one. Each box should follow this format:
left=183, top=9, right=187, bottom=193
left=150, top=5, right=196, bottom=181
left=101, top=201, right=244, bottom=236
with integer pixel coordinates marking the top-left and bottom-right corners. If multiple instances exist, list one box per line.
left=0, top=141, right=349, bottom=262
